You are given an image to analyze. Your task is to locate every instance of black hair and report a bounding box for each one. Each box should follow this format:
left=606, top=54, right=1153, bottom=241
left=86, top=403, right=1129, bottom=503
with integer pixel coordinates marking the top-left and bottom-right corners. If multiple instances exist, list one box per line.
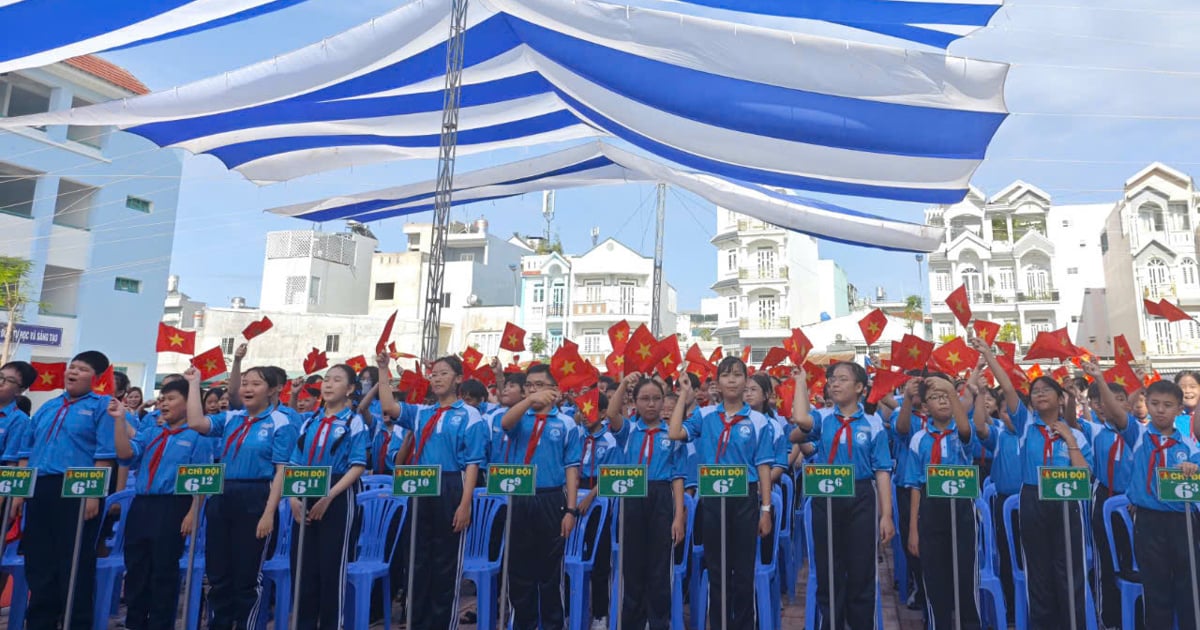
left=748, top=373, right=776, bottom=416
left=1030, top=376, right=1066, bottom=399
left=599, top=375, right=616, bottom=389
left=504, top=372, right=526, bottom=389
left=683, top=372, right=700, bottom=389
left=827, top=362, right=869, bottom=388
left=1072, top=376, right=1089, bottom=393
left=527, top=363, right=555, bottom=384
left=633, top=378, right=665, bottom=400
left=359, top=366, right=379, bottom=383
left=113, top=370, right=130, bottom=395
left=1147, top=380, right=1184, bottom=403
left=204, top=387, right=226, bottom=404
left=984, top=387, right=1003, bottom=415
left=1088, top=381, right=1127, bottom=399
left=263, top=366, right=289, bottom=389
left=162, top=373, right=185, bottom=384
left=244, top=367, right=284, bottom=390
left=917, top=372, right=953, bottom=400
left=71, top=350, right=109, bottom=376
left=160, top=380, right=190, bottom=400
left=326, top=364, right=358, bottom=385
left=1174, top=370, right=1200, bottom=386
left=716, top=356, right=747, bottom=377
left=460, top=378, right=488, bottom=402
left=15, top=395, right=30, bottom=416
left=434, top=355, right=464, bottom=376
left=1, top=361, right=36, bottom=389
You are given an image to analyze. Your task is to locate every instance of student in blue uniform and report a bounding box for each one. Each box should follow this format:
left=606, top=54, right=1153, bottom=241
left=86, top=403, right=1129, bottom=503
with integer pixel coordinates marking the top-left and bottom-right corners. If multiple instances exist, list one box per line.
left=608, top=373, right=685, bottom=630
left=14, top=351, right=117, bottom=630
left=668, top=357, right=774, bottom=630
left=377, top=353, right=488, bottom=629
left=0, top=361, right=36, bottom=464
left=903, top=374, right=984, bottom=630
left=1082, top=380, right=1132, bottom=630
left=1173, top=370, right=1199, bottom=437
left=745, top=373, right=790, bottom=484
left=288, top=364, right=368, bottom=629
left=791, top=361, right=895, bottom=630
left=891, top=376, right=928, bottom=611
left=498, top=364, right=582, bottom=630
left=186, top=364, right=296, bottom=630
left=111, top=378, right=208, bottom=630
left=576, top=390, right=622, bottom=629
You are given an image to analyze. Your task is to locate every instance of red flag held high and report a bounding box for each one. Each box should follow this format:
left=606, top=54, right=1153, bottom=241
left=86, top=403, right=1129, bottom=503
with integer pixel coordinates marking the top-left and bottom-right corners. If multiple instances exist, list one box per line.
left=191, top=347, right=228, bottom=381
left=92, top=365, right=117, bottom=396
left=1143, top=299, right=1164, bottom=319
left=945, top=284, right=973, bottom=328
left=655, top=335, right=683, bottom=379
left=784, top=328, right=813, bottom=366
left=500, top=322, right=526, bottom=352
left=776, top=379, right=796, bottom=418
left=972, top=320, right=1000, bottom=347
left=893, top=334, right=934, bottom=372
left=760, top=347, right=788, bottom=371
left=241, top=316, right=273, bottom=341
left=605, top=351, right=625, bottom=377
left=156, top=322, right=196, bottom=355
left=1156, top=299, right=1193, bottom=323
left=302, top=348, right=329, bottom=376
left=462, top=347, right=484, bottom=373
left=930, top=337, right=978, bottom=376
left=551, top=345, right=596, bottom=393
left=1112, top=334, right=1134, bottom=365
left=740, top=346, right=752, bottom=364
left=624, top=325, right=661, bottom=374
left=608, top=321, right=631, bottom=354
left=708, top=347, right=723, bottom=364
left=868, top=369, right=908, bottom=405
left=576, top=388, right=600, bottom=423
left=858, top=309, right=888, bottom=346
left=1104, top=363, right=1141, bottom=395
left=1024, top=328, right=1078, bottom=362
left=376, top=311, right=397, bottom=356
left=30, top=362, right=65, bottom=392
left=803, top=362, right=827, bottom=393
left=346, top=355, right=368, bottom=374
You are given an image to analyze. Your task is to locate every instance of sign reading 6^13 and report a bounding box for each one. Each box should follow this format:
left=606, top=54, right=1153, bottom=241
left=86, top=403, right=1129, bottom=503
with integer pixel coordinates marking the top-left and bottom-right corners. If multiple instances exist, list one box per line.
left=803, top=464, right=854, bottom=498
left=282, top=466, right=331, bottom=498
left=393, top=465, right=442, bottom=497
left=0, top=468, right=36, bottom=498
left=1157, top=468, right=1200, bottom=503
left=698, top=465, right=749, bottom=498
left=487, top=464, right=536, bottom=496
left=925, top=465, right=979, bottom=499
left=62, top=467, right=110, bottom=499
left=175, top=464, right=225, bottom=496
left=598, top=465, right=648, bottom=498
left=1037, top=466, right=1092, bottom=501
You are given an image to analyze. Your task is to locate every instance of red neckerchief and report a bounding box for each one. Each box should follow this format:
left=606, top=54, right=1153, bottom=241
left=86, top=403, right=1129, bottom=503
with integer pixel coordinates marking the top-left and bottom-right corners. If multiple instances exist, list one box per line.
left=307, top=415, right=339, bottom=465
left=1036, top=425, right=1060, bottom=465
left=715, top=411, right=744, bottom=463
left=639, top=427, right=662, bottom=465
left=46, top=396, right=84, bottom=441
left=144, top=426, right=188, bottom=491
left=828, top=414, right=855, bottom=464
left=1147, top=433, right=1177, bottom=495
left=410, top=406, right=451, bottom=465
left=223, top=410, right=270, bottom=459
left=584, top=432, right=599, bottom=479
left=1105, top=428, right=1125, bottom=491
left=929, top=427, right=952, bottom=465
left=524, top=414, right=549, bottom=465
left=377, top=428, right=392, bottom=473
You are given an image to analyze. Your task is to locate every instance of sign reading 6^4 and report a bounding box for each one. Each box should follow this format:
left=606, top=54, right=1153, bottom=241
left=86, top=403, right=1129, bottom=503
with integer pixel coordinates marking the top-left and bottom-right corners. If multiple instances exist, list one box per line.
left=62, top=467, right=110, bottom=499
left=598, top=465, right=648, bottom=498
left=802, top=464, right=854, bottom=499
left=392, top=465, right=442, bottom=497
left=487, top=464, right=536, bottom=497
left=1037, top=466, right=1092, bottom=502
left=282, top=466, right=331, bottom=498
left=175, top=464, right=225, bottom=496
left=0, top=468, right=36, bottom=498
left=1157, top=468, right=1200, bottom=503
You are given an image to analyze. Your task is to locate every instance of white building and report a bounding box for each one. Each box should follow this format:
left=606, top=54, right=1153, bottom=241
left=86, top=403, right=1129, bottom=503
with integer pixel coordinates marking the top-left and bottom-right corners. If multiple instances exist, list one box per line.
left=924, top=182, right=1109, bottom=350
left=1099, top=163, right=1200, bottom=371
left=162, top=275, right=206, bottom=329
left=708, top=207, right=850, bottom=361
left=515, top=237, right=678, bottom=365
left=0, top=56, right=183, bottom=395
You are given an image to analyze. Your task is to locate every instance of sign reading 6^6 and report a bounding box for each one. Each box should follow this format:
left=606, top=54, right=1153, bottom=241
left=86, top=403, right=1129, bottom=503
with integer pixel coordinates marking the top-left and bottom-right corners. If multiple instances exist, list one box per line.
left=698, top=465, right=749, bottom=498
left=1157, top=468, right=1200, bottom=503
left=0, top=468, right=36, bottom=498
left=393, top=465, right=442, bottom=497
left=802, top=464, right=854, bottom=498
left=598, top=465, right=648, bottom=498
left=175, top=464, right=226, bottom=496
left=62, top=467, right=110, bottom=499
left=282, top=466, right=331, bottom=498
left=487, top=464, right=536, bottom=496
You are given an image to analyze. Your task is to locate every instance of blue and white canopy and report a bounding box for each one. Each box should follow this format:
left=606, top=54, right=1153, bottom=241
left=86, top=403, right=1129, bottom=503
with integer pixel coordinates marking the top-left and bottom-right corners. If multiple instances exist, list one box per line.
left=0, top=0, right=309, bottom=74
left=267, top=141, right=944, bottom=252
left=3, top=0, right=1010, bottom=204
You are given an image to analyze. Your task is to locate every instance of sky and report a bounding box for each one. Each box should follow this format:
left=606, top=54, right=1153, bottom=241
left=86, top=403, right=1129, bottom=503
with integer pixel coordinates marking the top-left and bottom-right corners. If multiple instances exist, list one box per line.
left=99, top=0, right=1200, bottom=312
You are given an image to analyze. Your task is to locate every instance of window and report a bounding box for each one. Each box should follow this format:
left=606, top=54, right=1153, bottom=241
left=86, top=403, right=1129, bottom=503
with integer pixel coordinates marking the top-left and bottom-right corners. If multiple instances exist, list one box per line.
left=441, top=292, right=451, bottom=308
left=532, top=282, right=545, bottom=304
left=960, top=266, right=982, bottom=296
left=1071, top=315, right=1079, bottom=323
left=1061, top=220, right=1070, bottom=227
left=1168, top=202, right=1191, bottom=231
left=997, top=269, right=1014, bottom=291
left=1029, top=320, right=1052, bottom=336
left=459, top=253, right=475, bottom=262
left=308, top=277, right=321, bottom=305
left=726, top=249, right=737, bottom=273
left=1147, top=257, right=1169, bottom=286
left=0, top=77, right=51, bottom=118
left=284, top=276, right=306, bottom=305
left=582, top=330, right=604, bottom=354
left=374, top=282, right=396, bottom=300
left=66, top=97, right=101, bottom=147
left=934, top=272, right=951, bottom=292
left=585, top=280, right=602, bottom=303
left=219, top=337, right=236, bottom=355
left=1139, top=202, right=1165, bottom=232
left=125, top=196, right=152, bottom=213
left=990, top=217, right=1010, bottom=241
left=937, top=322, right=954, bottom=340
left=113, top=277, right=141, bottom=293
left=325, top=334, right=341, bottom=353
left=53, top=179, right=97, bottom=229
left=1067, top=267, right=1078, bottom=275
left=467, top=332, right=501, bottom=357
left=1181, top=258, right=1197, bottom=286
left=727, top=297, right=738, bottom=319
left=0, top=163, right=38, bottom=218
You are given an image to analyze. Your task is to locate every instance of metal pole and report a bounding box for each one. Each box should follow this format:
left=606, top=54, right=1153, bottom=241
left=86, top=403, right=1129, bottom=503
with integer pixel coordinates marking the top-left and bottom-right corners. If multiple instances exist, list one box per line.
left=950, top=498, right=962, bottom=630
left=62, top=500, right=87, bottom=630
left=1187, top=505, right=1200, bottom=627
left=0, top=497, right=11, bottom=573
left=498, top=502, right=514, bottom=628
left=1063, top=502, right=1078, bottom=630
left=826, top=497, right=835, bottom=630
left=180, top=496, right=203, bottom=627
left=650, top=183, right=666, bottom=337
left=719, top=496, right=728, bottom=630
left=289, top=506, right=308, bottom=630
left=406, top=497, right=419, bottom=630
left=616, top=497, right=625, bottom=630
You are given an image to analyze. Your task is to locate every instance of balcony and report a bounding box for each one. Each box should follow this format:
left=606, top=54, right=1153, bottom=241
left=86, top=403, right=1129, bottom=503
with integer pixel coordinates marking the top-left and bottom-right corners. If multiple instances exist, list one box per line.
left=739, top=266, right=788, bottom=282
left=546, top=304, right=566, bottom=318
left=737, top=219, right=784, bottom=234
left=1143, top=284, right=1176, bottom=300
left=1016, top=290, right=1060, bottom=303
left=739, top=316, right=790, bottom=331
left=572, top=301, right=650, bottom=318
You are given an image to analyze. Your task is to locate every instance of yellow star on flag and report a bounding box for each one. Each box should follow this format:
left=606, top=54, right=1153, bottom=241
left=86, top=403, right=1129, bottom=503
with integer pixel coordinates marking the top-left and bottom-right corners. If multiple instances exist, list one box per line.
left=636, top=344, right=652, bottom=360
left=614, top=355, right=625, bottom=366
left=867, top=322, right=881, bottom=335
left=661, top=355, right=674, bottom=366
left=168, top=333, right=185, bottom=347
left=1116, top=346, right=1125, bottom=356
left=1113, top=376, right=1127, bottom=388
left=95, top=382, right=107, bottom=393
left=507, top=334, right=519, bottom=347
left=946, top=351, right=961, bottom=366
left=40, top=373, right=53, bottom=384
left=616, top=330, right=627, bottom=341
left=561, top=360, right=576, bottom=375
left=906, top=346, right=921, bottom=359
left=204, top=359, right=218, bottom=372
left=581, top=401, right=594, bottom=415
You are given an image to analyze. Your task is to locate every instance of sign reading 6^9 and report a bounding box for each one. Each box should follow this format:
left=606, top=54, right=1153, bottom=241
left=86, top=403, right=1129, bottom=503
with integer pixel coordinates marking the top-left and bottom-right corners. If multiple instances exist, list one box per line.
left=698, top=465, right=749, bottom=498
left=487, top=464, right=536, bottom=496
left=282, top=466, right=331, bottom=498
left=175, top=464, right=225, bottom=496
left=62, top=467, right=110, bottom=499
left=803, top=464, right=854, bottom=499
left=1157, top=468, right=1200, bottom=503
left=1037, top=466, right=1092, bottom=501
left=925, top=465, right=980, bottom=500
left=598, top=465, right=648, bottom=498
left=393, top=465, right=442, bottom=497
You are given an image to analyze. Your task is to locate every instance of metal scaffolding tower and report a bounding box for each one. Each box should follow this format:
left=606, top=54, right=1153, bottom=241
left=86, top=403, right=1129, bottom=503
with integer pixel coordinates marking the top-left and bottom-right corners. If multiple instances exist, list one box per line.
left=651, top=183, right=666, bottom=336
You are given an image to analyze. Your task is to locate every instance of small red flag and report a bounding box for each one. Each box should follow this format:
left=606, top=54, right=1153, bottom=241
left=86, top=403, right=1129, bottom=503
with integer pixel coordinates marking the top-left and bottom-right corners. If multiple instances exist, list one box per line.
left=473, top=366, right=496, bottom=388
left=1112, top=334, right=1134, bottom=365
left=1051, top=366, right=1070, bottom=386
left=868, top=369, right=908, bottom=405
left=398, top=370, right=429, bottom=404
left=624, top=325, right=662, bottom=374
left=945, top=285, right=973, bottom=328
left=1024, top=328, right=1078, bottom=362
left=92, top=366, right=116, bottom=396
left=655, top=335, right=683, bottom=379
left=741, top=346, right=752, bottom=364
left=709, top=347, right=723, bottom=364
left=1104, top=363, right=1141, bottom=395
left=760, top=347, right=788, bottom=371
left=302, top=348, right=329, bottom=376
left=376, top=311, right=397, bottom=356
left=893, top=334, right=934, bottom=372
left=930, top=337, right=979, bottom=376
left=576, top=388, right=601, bottom=423
left=803, top=362, right=827, bottom=393
left=504, top=360, right=524, bottom=375
left=156, top=322, right=196, bottom=355
left=972, top=320, right=1000, bottom=347
left=241, top=316, right=273, bottom=341
left=1143, top=299, right=1165, bottom=319
left=776, top=379, right=797, bottom=418
left=784, top=328, right=813, bottom=366
left=1026, top=364, right=1044, bottom=381
left=858, top=309, right=888, bottom=346
left=500, top=322, right=526, bottom=352
left=996, top=341, right=1017, bottom=360
left=191, top=347, right=228, bottom=381
left=346, top=355, right=368, bottom=373
left=29, top=362, right=65, bottom=392
left=462, top=347, right=484, bottom=373
left=1144, top=369, right=1162, bottom=387
left=552, top=344, right=596, bottom=393
left=608, top=321, right=631, bottom=354
left=1156, top=299, right=1193, bottom=323
left=605, top=351, right=625, bottom=377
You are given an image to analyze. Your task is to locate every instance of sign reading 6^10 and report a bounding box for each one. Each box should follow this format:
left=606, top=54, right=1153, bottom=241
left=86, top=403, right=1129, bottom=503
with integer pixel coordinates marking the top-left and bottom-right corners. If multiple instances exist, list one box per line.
left=175, top=464, right=225, bottom=496
left=62, top=467, right=110, bottom=499
left=282, top=466, right=331, bottom=498
left=1157, top=468, right=1200, bottom=503
left=598, top=465, right=648, bottom=498
left=0, top=468, right=36, bottom=498
left=487, top=464, right=536, bottom=496
left=803, top=464, right=854, bottom=498
left=698, top=465, right=749, bottom=498
left=393, top=465, right=442, bottom=497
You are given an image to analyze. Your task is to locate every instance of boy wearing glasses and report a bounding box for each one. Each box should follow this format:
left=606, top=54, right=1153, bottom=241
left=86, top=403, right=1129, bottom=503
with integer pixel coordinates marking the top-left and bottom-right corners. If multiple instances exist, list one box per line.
left=0, top=361, right=36, bottom=463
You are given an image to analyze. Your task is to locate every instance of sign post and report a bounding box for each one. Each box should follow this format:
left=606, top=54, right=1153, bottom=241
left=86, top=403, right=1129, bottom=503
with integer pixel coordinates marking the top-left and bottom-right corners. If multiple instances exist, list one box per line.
left=1038, top=466, right=1091, bottom=630
left=282, top=466, right=331, bottom=630
left=0, top=467, right=36, bottom=571
left=699, top=465, right=749, bottom=630
left=62, top=467, right=110, bottom=630
left=489, top=464, right=536, bottom=629
left=803, top=464, right=854, bottom=630
left=392, top=465, right=442, bottom=630
left=599, top=465, right=648, bottom=630
left=926, top=465, right=980, bottom=630
left=176, top=464, right=224, bottom=627
left=1157, top=467, right=1200, bottom=623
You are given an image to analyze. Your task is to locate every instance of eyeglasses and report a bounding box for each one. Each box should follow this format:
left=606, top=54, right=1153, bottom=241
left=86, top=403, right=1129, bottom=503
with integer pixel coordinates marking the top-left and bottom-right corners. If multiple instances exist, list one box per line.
left=0, top=376, right=20, bottom=388
left=525, top=381, right=554, bottom=390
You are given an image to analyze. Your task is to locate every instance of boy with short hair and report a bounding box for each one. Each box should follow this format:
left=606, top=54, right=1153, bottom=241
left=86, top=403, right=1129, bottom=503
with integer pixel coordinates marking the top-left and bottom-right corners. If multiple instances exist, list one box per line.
left=0, top=361, right=36, bottom=464
left=1085, top=380, right=1133, bottom=630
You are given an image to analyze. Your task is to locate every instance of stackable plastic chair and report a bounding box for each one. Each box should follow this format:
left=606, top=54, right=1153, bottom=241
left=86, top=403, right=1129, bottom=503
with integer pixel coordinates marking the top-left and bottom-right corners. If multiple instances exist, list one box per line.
left=753, top=491, right=784, bottom=630
left=93, top=489, right=135, bottom=630
left=564, top=491, right=609, bottom=630
left=462, top=488, right=507, bottom=630
left=974, top=497, right=1007, bottom=629
left=1002, top=494, right=1028, bottom=630
left=255, top=499, right=293, bottom=630
left=891, top=484, right=909, bottom=601
left=359, top=474, right=392, bottom=492
left=176, top=506, right=208, bottom=630
left=670, top=493, right=696, bottom=630
left=790, top=470, right=806, bottom=575
left=346, top=490, right=408, bottom=630
left=777, top=474, right=797, bottom=601
left=1, top=513, right=28, bottom=629
left=1103, top=495, right=1141, bottom=630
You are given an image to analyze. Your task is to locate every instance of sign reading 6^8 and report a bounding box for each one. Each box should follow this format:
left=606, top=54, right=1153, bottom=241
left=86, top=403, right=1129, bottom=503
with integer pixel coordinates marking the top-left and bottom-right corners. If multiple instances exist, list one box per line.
left=393, top=465, right=442, bottom=497
left=175, top=464, right=225, bottom=496
left=487, top=464, right=536, bottom=496
left=282, top=466, right=331, bottom=498
left=598, top=465, right=648, bottom=498
left=698, top=465, right=749, bottom=498
left=1037, top=466, right=1092, bottom=501
left=1157, top=468, right=1200, bottom=503
left=0, top=468, right=36, bottom=498
left=802, top=464, right=854, bottom=498
left=62, top=467, right=110, bottom=499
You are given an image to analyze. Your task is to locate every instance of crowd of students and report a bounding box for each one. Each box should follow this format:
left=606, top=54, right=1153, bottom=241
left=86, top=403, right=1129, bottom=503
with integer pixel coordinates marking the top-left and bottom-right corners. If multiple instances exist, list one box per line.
left=0, top=336, right=1196, bottom=630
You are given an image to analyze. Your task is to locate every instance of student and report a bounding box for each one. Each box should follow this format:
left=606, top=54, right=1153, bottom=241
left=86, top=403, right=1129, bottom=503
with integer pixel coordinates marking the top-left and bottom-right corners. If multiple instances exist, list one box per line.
left=745, top=373, right=790, bottom=485
left=15, top=351, right=117, bottom=630
left=891, top=377, right=928, bottom=611
left=668, top=357, right=774, bottom=630
left=1088, top=365, right=1200, bottom=629
left=1083, top=380, right=1132, bottom=630
left=377, top=353, right=487, bottom=630
left=186, top=365, right=295, bottom=630
left=111, top=378, right=207, bottom=630
left=288, top=364, right=368, bottom=629
left=0, top=361, right=36, bottom=465
left=903, top=374, right=983, bottom=630
left=574, top=389, right=622, bottom=630
left=460, top=378, right=490, bottom=413
left=791, top=361, right=894, bottom=630
left=486, top=373, right=525, bottom=463
left=1173, top=370, right=1200, bottom=436
left=608, top=373, right=685, bottom=630
left=498, top=364, right=582, bottom=630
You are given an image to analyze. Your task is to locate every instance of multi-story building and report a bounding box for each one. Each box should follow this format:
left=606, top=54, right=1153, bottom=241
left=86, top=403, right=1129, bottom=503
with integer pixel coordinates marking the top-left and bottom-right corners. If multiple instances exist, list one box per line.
left=162, top=275, right=206, bottom=329
left=515, top=237, right=678, bottom=364
left=0, top=56, right=183, bottom=397
left=1100, top=163, right=1200, bottom=371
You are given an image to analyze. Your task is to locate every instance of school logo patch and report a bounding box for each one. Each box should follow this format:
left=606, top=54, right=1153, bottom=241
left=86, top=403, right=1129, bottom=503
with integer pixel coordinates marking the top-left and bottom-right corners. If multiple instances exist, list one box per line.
left=596, top=446, right=607, bottom=459
left=258, top=428, right=270, bottom=439
left=660, top=439, right=671, bottom=449
left=1175, top=450, right=1187, bottom=463
left=855, top=431, right=869, bottom=445
left=549, top=428, right=562, bottom=440
left=739, top=425, right=752, bottom=437
left=333, top=426, right=346, bottom=440
left=177, top=440, right=193, bottom=448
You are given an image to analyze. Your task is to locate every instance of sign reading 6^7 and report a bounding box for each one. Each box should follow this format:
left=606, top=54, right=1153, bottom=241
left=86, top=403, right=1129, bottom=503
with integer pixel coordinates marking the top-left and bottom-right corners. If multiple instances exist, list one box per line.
left=487, top=464, right=536, bottom=496
left=175, top=464, right=225, bottom=496
left=0, top=468, right=36, bottom=498
left=282, top=466, right=331, bottom=498
left=598, top=465, right=648, bottom=498
left=1157, top=468, right=1200, bottom=503
left=62, top=467, right=110, bottom=499
left=698, top=465, right=749, bottom=498
left=925, top=465, right=980, bottom=500
left=393, top=465, right=442, bottom=497
left=802, top=464, right=854, bottom=498
left=1037, top=466, right=1092, bottom=501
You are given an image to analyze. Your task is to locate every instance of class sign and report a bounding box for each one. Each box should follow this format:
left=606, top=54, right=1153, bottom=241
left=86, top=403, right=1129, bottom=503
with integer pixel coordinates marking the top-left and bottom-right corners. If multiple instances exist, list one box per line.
left=282, top=466, right=331, bottom=498
left=487, top=464, right=536, bottom=496
left=802, top=464, right=854, bottom=498
left=925, top=465, right=979, bottom=499
left=1037, top=466, right=1092, bottom=501
left=0, top=468, right=36, bottom=498
left=392, top=465, right=441, bottom=497
left=698, top=465, right=748, bottom=498
left=176, top=464, right=225, bottom=495
left=1157, top=468, right=1200, bottom=503
left=598, top=465, right=648, bottom=498
left=62, top=467, right=110, bottom=499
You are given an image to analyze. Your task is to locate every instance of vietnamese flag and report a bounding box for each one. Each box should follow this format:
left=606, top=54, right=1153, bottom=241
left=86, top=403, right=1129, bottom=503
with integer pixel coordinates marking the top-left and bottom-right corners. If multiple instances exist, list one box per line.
left=740, top=346, right=752, bottom=364
left=803, top=362, right=827, bottom=393
left=576, top=388, right=601, bottom=423
left=1051, top=366, right=1071, bottom=386
left=1144, top=369, right=1163, bottom=387
left=893, top=334, right=934, bottom=372
left=398, top=370, right=429, bottom=404
left=551, top=345, right=596, bottom=393
left=30, top=362, right=65, bottom=392
left=1113, top=334, right=1135, bottom=365
left=783, top=328, right=813, bottom=366
left=760, top=347, right=788, bottom=371
left=1104, top=363, right=1142, bottom=395
left=972, top=320, right=1000, bottom=347
left=685, top=344, right=710, bottom=372
left=376, top=310, right=397, bottom=356
left=1143, top=299, right=1164, bottom=319
left=1024, top=328, right=1078, bottom=362
left=473, top=365, right=496, bottom=388
left=1026, top=364, right=1044, bottom=382
left=500, top=322, right=526, bottom=352
left=605, top=350, right=625, bottom=377
left=302, top=348, right=329, bottom=376
left=91, top=365, right=116, bottom=396
left=776, top=379, right=796, bottom=418
left=655, top=335, right=683, bottom=379
left=241, top=316, right=273, bottom=341
left=1156, top=299, right=1194, bottom=323
left=156, top=322, right=196, bottom=355
left=191, top=347, right=228, bottom=381
left=945, top=284, right=973, bottom=328
left=346, top=355, right=368, bottom=374
left=608, top=320, right=631, bottom=354
left=930, top=337, right=979, bottom=376
left=858, top=309, right=888, bottom=346
left=709, top=347, right=723, bottom=364
left=624, top=325, right=661, bottom=374
left=996, top=355, right=1030, bottom=395
left=462, top=347, right=484, bottom=373
left=868, top=369, right=908, bottom=405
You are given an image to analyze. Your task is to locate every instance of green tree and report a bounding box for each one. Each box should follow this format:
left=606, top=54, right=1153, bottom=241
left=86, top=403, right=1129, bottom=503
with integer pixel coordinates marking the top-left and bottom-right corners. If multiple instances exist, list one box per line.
left=997, top=322, right=1022, bottom=344
left=903, top=295, right=924, bottom=333
left=528, top=334, right=547, bottom=358
left=0, top=257, right=35, bottom=365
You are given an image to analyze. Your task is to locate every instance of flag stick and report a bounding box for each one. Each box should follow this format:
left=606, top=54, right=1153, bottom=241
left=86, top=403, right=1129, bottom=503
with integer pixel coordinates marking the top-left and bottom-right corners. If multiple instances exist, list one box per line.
left=405, top=497, right=420, bottom=630
left=62, top=500, right=87, bottom=630
left=1063, top=502, right=1078, bottom=630
left=1187, top=505, right=1200, bottom=627
left=950, top=497, right=962, bottom=630
left=289, top=507, right=308, bottom=630
left=826, top=496, right=836, bottom=630
left=498, top=501, right=514, bottom=628
left=180, top=497, right=203, bottom=627
left=720, top=496, right=728, bottom=630
left=616, top=497, right=625, bottom=630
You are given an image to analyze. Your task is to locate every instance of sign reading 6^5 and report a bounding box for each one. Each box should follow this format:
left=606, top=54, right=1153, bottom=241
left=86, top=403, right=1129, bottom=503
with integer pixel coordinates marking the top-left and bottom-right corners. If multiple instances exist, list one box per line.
left=282, top=466, right=331, bottom=498
left=175, top=464, right=226, bottom=496
left=925, top=465, right=980, bottom=500
left=62, top=467, right=110, bottom=499
left=0, top=467, right=36, bottom=498
left=486, top=464, right=536, bottom=496
left=598, top=465, right=648, bottom=498
left=802, top=464, right=854, bottom=499
left=1157, top=468, right=1200, bottom=503
left=392, top=465, right=442, bottom=497
left=698, top=465, right=749, bottom=498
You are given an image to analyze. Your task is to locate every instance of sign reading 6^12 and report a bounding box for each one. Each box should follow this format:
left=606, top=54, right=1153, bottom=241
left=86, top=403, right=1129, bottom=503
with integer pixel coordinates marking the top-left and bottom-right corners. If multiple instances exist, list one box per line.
left=393, top=465, right=442, bottom=497
left=487, top=464, right=536, bottom=496
left=598, top=465, right=648, bottom=498
left=1157, top=468, right=1200, bottom=503
left=175, top=464, right=225, bottom=496
left=803, top=464, right=854, bottom=498
left=62, top=467, right=110, bottom=499
left=698, top=465, right=749, bottom=498
left=282, top=466, right=331, bottom=498
left=0, top=468, right=36, bottom=498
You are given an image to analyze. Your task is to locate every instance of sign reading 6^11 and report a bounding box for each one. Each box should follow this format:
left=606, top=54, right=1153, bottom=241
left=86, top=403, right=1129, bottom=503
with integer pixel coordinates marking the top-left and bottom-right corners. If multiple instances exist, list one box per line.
left=175, top=464, right=225, bottom=496
left=1157, top=468, right=1200, bottom=503
left=393, top=465, right=442, bottom=497
left=598, top=465, right=648, bottom=498
left=487, top=464, right=536, bottom=496
left=698, top=465, right=749, bottom=498
left=282, top=466, right=331, bottom=498
left=0, top=468, right=36, bottom=498
left=62, top=467, right=110, bottom=499
left=925, top=465, right=979, bottom=499
left=1037, top=466, right=1092, bottom=501
left=803, top=464, right=854, bottom=499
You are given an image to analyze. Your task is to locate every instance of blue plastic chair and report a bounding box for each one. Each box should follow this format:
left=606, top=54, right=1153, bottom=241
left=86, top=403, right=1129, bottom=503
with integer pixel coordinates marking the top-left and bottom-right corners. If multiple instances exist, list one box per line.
left=790, top=471, right=806, bottom=575
left=1, top=513, right=28, bottom=629
left=777, top=474, right=797, bottom=601
left=346, top=490, right=407, bottom=630
left=1103, top=495, right=1141, bottom=630
left=802, top=497, right=882, bottom=630
left=176, top=504, right=208, bottom=630
left=754, top=491, right=784, bottom=630
left=564, top=491, right=609, bottom=630
left=1001, top=494, right=1028, bottom=630
left=93, top=489, right=135, bottom=630
left=670, top=493, right=696, bottom=630
left=463, top=489, right=507, bottom=630
left=975, top=497, right=1007, bottom=629
left=891, top=484, right=909, bottom=601
left=360, top=474, right=392, bottom=492
left=608, top=498, right=620, bottom=626
left=255, top=499, right=294, bottom=630
left=688, top=513, right=705, bottom=630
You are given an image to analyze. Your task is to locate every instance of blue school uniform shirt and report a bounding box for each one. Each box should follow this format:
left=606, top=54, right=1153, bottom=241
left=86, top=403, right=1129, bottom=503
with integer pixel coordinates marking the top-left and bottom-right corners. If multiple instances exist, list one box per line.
left=496, top=406, right=581, bottom=488
left=370, top=422, right=407, bottom=474
left=0, top=400, right=30, bottom=464
left=1012, top=403, right=1094, bottom=486
left=122, top=424, right=211, bottom=494
left=1121, top=419, right=1200, bottom=513
left=683, top=442, right=699, bottom=489
left=680, top=403, right=774, bottom=484
left=392, top=401, right=488, bottom=472
left=765, top=412, right=790, bottom=471
left=902, top=420, right=975, bottom=487
left=890, top=409, right=928, bottom=489
left=291, top=408, right=368, bottom=475
left=203, top=407, right=297, bottom=480
left=621, top=417, right=684, bottom=482
left=980, top=418, right=1022, bottom=496
left=485, top=406, right=508, bottom=465
left=1174, top=412, right=1196, bottom=441
left=21, top=392, right=117, bottom=475
left=804, top=405, right=893, bottom=481
left=275, top=402, right=305, bottom=427
left=1090, top=420, right=1131, bottom=493
left=580, top=425, right=623, bottom=482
